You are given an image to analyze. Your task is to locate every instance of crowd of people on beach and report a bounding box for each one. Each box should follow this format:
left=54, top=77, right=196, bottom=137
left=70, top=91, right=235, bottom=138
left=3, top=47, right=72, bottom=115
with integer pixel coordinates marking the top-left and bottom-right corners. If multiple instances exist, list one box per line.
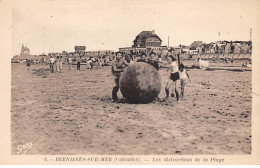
left=24, top=50, right=251, bottom=104
left=23, top=50, right=196, bottom=103
left=44, top=54, right=108, bottom=73
left=27, top=50, right=191, bottom=103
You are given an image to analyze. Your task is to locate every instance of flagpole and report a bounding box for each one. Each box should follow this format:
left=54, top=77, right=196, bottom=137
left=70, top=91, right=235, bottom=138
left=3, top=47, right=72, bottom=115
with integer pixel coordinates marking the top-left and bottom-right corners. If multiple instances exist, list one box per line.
left=168, top=36, right=169, bottom=47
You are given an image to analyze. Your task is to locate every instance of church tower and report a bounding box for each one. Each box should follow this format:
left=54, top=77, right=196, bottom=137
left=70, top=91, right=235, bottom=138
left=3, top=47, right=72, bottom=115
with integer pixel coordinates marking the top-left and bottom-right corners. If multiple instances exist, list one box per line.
left=20, top=44, right=30, bottom=56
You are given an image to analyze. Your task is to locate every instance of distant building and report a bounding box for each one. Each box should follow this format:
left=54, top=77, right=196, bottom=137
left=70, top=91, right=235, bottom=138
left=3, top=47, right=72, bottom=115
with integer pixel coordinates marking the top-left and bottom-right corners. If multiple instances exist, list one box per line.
left=179, top=45, right=189, bottom=54
left=188, top=46, right=198, bottom=55
left=119, top=30, right=167, bottom=55
left=133, top=30, right=162, bottom=47
left=74, top=46, right=86, bottom=53
left=213, top=41, right=226, bottom=54
left=118, top=47, right=134, bottom=53
left=177, top=41, right=206, bottom=55
left=20, top=44, right=30, bottom=56
left=173, top=46, right=181, bottom=54
left=39, top=53, right=47, bottom=57
left=241, top=41, right=252, bottom=53
left=202, top=41, right=252, bottom=54
left=189, top=41, right=205, bottom=54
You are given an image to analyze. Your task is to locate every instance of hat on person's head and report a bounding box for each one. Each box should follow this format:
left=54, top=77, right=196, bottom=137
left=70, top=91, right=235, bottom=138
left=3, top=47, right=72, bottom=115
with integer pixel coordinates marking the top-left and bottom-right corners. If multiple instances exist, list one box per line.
left=116, top=51, right=123, bottom=56
left=141, top=52, right=147, bottom=56
left=149, top=52, right=156, bottom=56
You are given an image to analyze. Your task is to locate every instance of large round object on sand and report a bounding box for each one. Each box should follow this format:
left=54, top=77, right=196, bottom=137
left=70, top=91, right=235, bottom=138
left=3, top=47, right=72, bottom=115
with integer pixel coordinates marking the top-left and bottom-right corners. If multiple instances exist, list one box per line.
left=119, top=62, right=161, bottom=104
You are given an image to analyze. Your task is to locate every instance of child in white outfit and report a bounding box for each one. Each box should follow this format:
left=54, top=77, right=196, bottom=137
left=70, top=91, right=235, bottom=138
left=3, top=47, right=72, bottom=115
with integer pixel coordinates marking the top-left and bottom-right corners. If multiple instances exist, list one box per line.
left=179, top=63, right=191, bottom=100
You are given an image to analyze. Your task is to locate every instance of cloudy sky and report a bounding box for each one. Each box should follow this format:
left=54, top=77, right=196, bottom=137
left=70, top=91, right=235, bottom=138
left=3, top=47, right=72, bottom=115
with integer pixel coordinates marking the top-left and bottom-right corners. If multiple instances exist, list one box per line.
left=11, top=0, right=259, bottom=55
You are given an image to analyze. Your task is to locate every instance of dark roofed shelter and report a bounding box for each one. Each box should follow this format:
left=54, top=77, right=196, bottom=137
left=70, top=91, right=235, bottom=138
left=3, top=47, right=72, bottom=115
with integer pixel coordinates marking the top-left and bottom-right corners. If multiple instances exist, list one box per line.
left=189, top=46, right=196, bottom=50
left=189, top=41, right=203, bottom=48
left=75, top=46, right=86, bottom=53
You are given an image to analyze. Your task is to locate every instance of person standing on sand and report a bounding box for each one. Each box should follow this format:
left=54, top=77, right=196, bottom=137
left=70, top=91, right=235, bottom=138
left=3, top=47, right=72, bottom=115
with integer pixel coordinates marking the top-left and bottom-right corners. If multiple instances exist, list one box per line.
left=178, top=63, right=191, bottom=100
left=96, top=58, right=100, bottom=69
left=56, top=56, right=60, bottom=72
left=59, top=56, right=63, bottom=72
left=49, top=55, right=56, bottom=73
left=86, top=58, right=92, bottom=70
left=91, top=57, right=97, bottom=69
left=97, top=58, right=103, bottom=69
left=76, top=56, right=81, bottom=70
left=111, top=52, right=128, bottom=102
left=26, top=58, right=31, bottom=72
left=231, top=56, right=234, bottom=64
left=68, top=56, right=72, bottom=71
left=165, top=55, right=181, bottom=102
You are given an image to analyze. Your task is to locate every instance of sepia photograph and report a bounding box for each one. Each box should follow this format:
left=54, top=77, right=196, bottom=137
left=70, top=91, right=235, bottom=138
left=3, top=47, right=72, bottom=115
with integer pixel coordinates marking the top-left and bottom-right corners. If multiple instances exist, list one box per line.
left=1, top=0, right=260, bottom=165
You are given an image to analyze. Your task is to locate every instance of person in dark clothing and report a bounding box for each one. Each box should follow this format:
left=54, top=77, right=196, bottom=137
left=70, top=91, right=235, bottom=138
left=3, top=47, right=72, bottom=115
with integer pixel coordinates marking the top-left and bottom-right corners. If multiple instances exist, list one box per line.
left=125, top=54, right=134, bottom=64
left=26, top=59, right=31, bottom=71
left=147, top=52, right=160, bottom=70
left=137, top=53, right=148, bottom=62
left=146, top=52, right=160, bottom=100
left=231, top=56, right=234, bottom=64
left=76, top=56, right=81, bottom=70
left=137, top=52, right=159, bottom=70
left=111, top=52, right=128, bottom=102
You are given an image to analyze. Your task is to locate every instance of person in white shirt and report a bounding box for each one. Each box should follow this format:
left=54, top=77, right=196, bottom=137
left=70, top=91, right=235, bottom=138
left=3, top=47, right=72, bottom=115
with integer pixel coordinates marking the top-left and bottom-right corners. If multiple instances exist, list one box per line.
left=49, top=56, right=56, bottom=73
left=165, top=55, right=181, bottom=102
left=68, top=56, right=73, bottom=71
left=76, top=56, right=81, bottom=70
left=86, top=58, right=92, bottom=70
left=179, top=63, right=191, bottom=100
left=97, top=58, right=103, bottom=69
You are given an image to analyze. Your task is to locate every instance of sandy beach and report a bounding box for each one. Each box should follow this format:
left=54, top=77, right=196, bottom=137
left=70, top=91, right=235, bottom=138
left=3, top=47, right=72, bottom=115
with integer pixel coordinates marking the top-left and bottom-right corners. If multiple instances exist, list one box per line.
left=11, top=61, right=251, bottom=155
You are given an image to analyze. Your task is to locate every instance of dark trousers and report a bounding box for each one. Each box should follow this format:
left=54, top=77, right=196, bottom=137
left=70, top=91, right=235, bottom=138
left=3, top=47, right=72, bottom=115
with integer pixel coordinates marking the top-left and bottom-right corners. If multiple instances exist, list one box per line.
left=50, top=63, right=54, bottom=73
left=112, top=77, right=120, bottom=100
left=77, top=62, right=80, bottom=70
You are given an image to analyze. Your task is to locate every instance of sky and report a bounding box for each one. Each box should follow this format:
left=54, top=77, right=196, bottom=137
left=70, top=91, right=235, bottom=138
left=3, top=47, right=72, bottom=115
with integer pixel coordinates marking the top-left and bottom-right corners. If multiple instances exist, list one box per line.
left=11, top=0, right=259, bottom=55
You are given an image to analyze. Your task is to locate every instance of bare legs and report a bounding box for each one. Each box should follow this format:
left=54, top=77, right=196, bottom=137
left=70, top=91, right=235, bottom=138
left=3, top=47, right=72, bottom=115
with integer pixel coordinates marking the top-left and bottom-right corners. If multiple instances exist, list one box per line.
left=175, top=80, right=181, bottom=102
left=180, top=79, right=187, bottom=100
left=165, top=79, right=180, bottom=102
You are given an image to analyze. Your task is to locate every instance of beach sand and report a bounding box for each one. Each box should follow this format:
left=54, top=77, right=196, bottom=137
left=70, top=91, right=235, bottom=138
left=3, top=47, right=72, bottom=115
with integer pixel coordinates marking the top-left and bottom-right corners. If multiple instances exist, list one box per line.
left=11, top=61, right=251, bottom=155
